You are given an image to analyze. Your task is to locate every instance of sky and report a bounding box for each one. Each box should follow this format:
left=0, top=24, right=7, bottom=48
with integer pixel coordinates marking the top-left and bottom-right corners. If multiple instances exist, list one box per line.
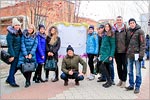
left=78, top=1, right=149, bottom=22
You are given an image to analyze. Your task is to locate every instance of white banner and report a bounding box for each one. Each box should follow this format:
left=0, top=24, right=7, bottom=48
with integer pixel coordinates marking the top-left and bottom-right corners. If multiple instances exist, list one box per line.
left=55, top=22, right=88, bottom=57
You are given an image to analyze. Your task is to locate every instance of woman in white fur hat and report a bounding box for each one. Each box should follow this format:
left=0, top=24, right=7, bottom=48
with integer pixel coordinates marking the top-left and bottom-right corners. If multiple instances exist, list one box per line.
left=5, top=18, right=22, bottom=87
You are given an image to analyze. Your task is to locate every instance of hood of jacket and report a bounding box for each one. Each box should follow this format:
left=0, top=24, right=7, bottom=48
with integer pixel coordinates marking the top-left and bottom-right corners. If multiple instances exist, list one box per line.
left=23, top=29, right=36, bottom=38
left=129, top=24, right=141, bottom=32
left=37, top=31, right=46, bottom=39
left=7, top=26, right=19, bottom=35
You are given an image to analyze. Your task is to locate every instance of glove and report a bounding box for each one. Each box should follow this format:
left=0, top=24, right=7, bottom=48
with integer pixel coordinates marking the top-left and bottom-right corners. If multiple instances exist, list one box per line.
left=138, top=56, right=143, bottom=62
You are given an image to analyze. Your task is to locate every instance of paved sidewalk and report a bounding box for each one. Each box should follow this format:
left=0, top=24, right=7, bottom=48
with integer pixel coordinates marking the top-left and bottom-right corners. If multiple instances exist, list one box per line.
left=0, top=59, right=149, bottom=100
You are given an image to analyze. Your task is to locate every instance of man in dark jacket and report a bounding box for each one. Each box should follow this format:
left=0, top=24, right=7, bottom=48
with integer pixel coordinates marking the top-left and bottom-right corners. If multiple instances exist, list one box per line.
left=113, top=16, right=128, bottom=88
left=126, top=18, right=146, bottom=94
left=145, top=34, right=149, bottom=60
left=60, top=45, right=87, bottom=86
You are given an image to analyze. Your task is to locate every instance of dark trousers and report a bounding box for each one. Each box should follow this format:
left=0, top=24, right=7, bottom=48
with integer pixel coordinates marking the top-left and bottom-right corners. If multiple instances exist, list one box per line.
left=6, top=57, right=19, bottom=84
left=34, top=63, right=43, bottom=79
left=98, top=60, right=114, bottom=81
left=23, top=72, right=32, bottom=82
left=87, top=54, right=95, bottom=74
left=60, top=72, right=84, bottom=81
left=101, top=62, right=111, bottom=82
left=45, top=63, right=59, bottom=79
left=115, top=53, right=127, bottom=82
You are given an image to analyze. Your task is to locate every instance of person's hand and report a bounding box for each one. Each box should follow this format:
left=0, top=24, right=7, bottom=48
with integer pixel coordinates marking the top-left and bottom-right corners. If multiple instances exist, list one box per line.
left=51, top=52, right=54, bottom=56
left=25, top=55, right=28, bottom=58
left=9, top=57, right=14, bottom=62
left=41, top=56, right=44, bottom=59
left=78, top=72, right=84, bottom=76
left=138, top=57, right=143, bottom=62
left=69, top=70, right=73, bottom=75
left=28, top=54, right=32, bottom=59
left=109, top=57, right=112, bottom=61
left=48, top=52, right=51, bottom=56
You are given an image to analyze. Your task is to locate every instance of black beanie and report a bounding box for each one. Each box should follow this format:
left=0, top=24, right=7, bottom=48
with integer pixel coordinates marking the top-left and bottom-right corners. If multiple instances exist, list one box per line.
left=39, top=24, right=45, bottom=30
left=89, top=25, right=94, bottom=30
left=128, top=18, right=136, bottom=24
left=66, top=45, right=74, bottom=52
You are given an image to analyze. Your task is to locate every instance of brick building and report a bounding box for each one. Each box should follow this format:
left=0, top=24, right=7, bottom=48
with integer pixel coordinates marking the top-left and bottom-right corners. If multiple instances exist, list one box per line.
left=0, top=0, right=98, bottom=34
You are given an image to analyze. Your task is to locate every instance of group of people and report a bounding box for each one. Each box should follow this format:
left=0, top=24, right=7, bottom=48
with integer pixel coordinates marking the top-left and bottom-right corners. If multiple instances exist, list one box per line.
left=86, top=16, right=147, bottom=94
left=6, top=18, right=61, bottom=88
left=5, top=16, right=148, bottom=94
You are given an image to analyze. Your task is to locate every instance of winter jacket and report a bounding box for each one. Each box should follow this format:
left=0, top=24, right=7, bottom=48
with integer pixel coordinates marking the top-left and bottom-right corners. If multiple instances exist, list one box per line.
left=86, top=32, right=99, bottom=55
left=46, top=36, right=61, bottom=62
left=99, top=33, right=115, bottom=62
left=61, top=54, right=87, bottom=74
left=126, top=24, right=146, bottom=59
left=36, top=32, right=46, bottom=64
left=6, top=26, right=22, bottom=58
left=113, top=24, right=128, bottom=53
left=17, top=29, right=38, bottom=67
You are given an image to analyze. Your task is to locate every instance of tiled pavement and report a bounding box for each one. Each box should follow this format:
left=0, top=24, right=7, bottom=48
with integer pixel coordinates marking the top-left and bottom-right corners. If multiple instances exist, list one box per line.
left=0, top=59, right=149, bottom=100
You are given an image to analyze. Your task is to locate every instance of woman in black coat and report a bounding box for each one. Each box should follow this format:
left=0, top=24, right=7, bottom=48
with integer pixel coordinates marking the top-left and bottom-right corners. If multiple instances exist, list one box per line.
left=45, top=26, right=61, bottom=82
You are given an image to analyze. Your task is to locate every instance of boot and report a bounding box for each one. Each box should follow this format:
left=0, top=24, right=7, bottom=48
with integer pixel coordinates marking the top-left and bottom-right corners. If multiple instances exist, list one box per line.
left=38, top=77, right=45, bottom=83
left=64, top=80, right=68, bottom=86
left=103, top=81, right=112, bottom=88
left=25, top=81, right=30, bottom=88
left=75, top=80, right=79, bottom=86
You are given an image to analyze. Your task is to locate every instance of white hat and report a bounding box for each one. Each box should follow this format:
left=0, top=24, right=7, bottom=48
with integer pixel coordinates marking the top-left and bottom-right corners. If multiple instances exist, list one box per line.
left=12, top=18, right=21, bottom=26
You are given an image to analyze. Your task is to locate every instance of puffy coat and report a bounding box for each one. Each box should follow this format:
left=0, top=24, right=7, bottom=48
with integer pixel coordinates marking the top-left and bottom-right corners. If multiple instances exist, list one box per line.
left=99, top=33, right=115, bottom=62
left=6, top=26, right=22, bottom=57
left=17, top=29, right=38, bottom=67
left=46, top=36, right=61, bottom=62
left=36, top=32, right=46, bottom=64
left=126, top=24, right=146, bottom=59
left=86, top=32, right=99, bottom=55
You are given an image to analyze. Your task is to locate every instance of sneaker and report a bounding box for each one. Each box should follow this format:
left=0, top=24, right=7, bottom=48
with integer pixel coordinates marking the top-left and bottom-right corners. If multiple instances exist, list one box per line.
left=134, top=88, right=140, bottom=94
left=103, top=81, right=112, bottom=88
left=125, top=86, right=134, bottom=91
left=117, top=80, right=122, bottom=86
left=120, top=82, right=126, bottom=88
left=64, top=80, right=68, bottom=86
left=45, top=78, right=48, bottom=82
left=52, top=78, right=59, bottom=82
left=88, top=74, right=95, bottom=80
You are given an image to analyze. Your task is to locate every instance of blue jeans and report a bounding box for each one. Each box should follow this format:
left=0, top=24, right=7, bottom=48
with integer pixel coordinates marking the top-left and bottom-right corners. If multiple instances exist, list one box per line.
left=127, top=58, right=142, bottom=89
left=6, top=57, right=19, bottom=84
left=141, top=60, right=145, bottom=67
left=146, top=50, right=149, bottom=59
left=101, top=59, right=114, bottom=81
left=60, top=72, right=84, bottom=81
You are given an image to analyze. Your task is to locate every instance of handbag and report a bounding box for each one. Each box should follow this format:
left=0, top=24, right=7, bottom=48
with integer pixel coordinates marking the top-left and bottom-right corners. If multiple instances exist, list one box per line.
left=22, top=59, right=36, bottom=73
left=44, top=58, right=57, bottom=71
left=0, top=50, right=11, bottom=64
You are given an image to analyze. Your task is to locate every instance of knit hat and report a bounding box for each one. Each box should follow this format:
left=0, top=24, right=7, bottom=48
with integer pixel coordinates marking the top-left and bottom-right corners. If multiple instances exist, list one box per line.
left=99, top=24, right=104, bottom=29
left=12, top=18, right=21, bottom=26
left=66, top=45, right=74, bottom=52
left=89, top=25, right=94, bottom=30
left=38, top=24, right=45, bottom=30
left=128, top=18, right=136, bottom=24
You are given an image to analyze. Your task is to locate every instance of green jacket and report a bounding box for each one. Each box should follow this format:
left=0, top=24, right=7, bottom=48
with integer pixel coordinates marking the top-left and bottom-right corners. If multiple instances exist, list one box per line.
left=61, top=54, right=87, bottom=74
left=99, top=34, right=115, bottom=62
